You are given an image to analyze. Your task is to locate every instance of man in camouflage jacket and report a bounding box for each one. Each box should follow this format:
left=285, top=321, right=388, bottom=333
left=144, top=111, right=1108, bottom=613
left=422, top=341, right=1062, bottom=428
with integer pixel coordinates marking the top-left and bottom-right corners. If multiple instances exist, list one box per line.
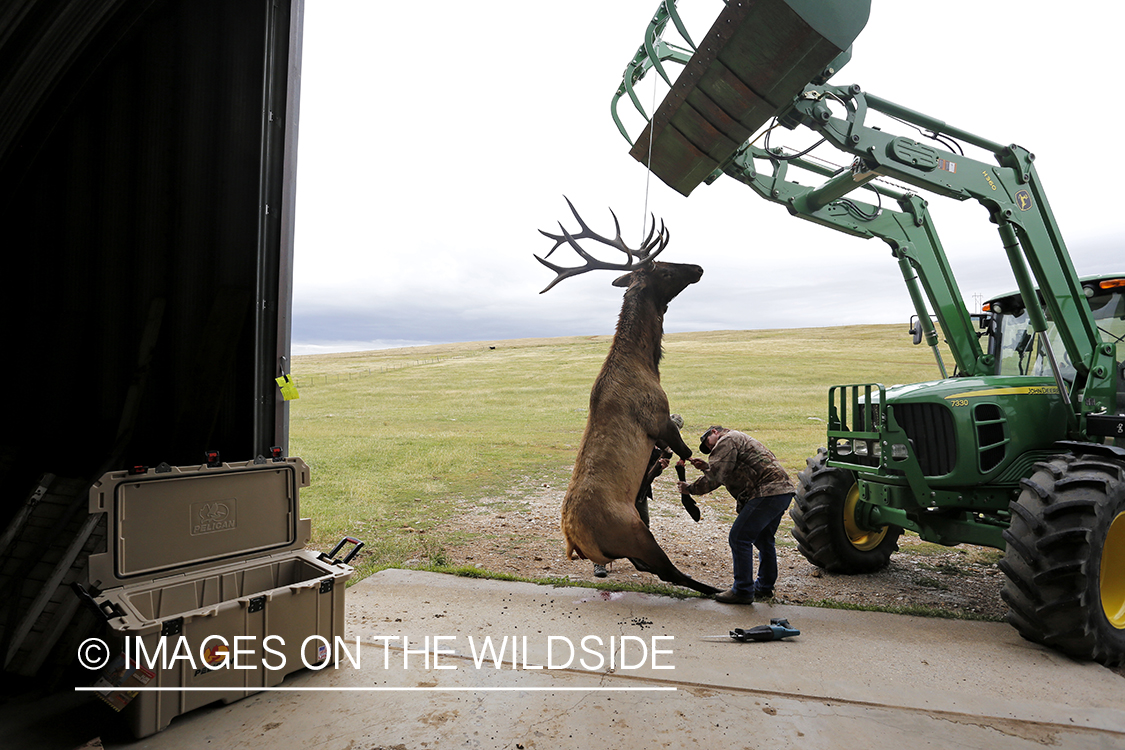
left=677, top=425, right=795, bottom=604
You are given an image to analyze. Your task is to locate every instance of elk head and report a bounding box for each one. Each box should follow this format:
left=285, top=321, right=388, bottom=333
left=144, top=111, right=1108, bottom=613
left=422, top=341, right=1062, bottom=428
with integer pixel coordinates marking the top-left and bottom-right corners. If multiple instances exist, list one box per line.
left=535, top=197, right=702, bottom=304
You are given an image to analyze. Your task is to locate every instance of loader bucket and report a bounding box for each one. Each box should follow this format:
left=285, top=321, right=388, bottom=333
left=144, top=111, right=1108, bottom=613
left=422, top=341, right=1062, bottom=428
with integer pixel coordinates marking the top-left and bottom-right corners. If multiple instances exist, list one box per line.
left=630, top=0, right=870, bottom=196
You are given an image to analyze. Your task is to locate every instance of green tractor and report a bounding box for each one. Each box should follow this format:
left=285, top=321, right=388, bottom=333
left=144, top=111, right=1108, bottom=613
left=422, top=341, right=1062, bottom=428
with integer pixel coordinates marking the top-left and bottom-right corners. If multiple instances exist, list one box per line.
left=611, top=0, right=1125, bottom=665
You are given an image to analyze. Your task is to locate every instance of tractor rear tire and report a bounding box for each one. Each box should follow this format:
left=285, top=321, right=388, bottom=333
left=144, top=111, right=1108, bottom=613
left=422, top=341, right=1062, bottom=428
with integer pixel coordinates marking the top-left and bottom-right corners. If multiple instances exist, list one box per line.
left=791, top=448, right=902, bottom=573
left=999, top=452, right=1125, bottom=666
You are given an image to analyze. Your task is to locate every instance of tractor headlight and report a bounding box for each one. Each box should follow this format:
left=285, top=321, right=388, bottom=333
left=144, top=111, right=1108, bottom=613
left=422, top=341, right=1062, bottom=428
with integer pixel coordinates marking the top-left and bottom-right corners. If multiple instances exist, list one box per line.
left=890, top=443, right=909, bottom=459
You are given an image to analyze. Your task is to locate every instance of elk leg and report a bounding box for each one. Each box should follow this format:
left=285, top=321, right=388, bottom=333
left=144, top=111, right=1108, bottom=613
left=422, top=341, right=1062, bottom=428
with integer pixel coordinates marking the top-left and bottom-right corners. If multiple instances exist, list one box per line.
left=634, top=454, right=663, bottom=529
left=656, top=416, right=692, bottom=460
left=634, top=489, right=651, bottom=528
left=611, top=524, right=720, bottom=596
left=626, top=554, right=721, bottom=596
left=675, top=462, right=701, bottom=522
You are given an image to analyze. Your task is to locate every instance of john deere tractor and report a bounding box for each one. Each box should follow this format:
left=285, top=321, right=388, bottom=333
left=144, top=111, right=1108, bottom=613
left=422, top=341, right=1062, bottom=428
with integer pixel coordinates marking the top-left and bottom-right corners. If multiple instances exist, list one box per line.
left=611, top=0, right=1125, bottom=665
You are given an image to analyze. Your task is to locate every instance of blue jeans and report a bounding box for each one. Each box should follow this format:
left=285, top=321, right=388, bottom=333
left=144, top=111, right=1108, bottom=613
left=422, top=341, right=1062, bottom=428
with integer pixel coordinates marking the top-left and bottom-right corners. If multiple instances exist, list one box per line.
left=729, top=492, right=794, bottom=595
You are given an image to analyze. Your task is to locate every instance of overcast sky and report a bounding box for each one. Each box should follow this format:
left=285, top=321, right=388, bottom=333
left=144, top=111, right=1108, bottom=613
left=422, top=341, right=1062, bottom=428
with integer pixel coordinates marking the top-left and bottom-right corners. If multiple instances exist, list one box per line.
left=291, top=1, right=1124, bottom=355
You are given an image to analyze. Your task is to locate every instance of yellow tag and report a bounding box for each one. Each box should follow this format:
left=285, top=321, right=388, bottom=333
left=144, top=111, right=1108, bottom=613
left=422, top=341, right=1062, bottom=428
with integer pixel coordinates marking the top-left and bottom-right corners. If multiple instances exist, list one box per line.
left=275, top=374, right=299, bottom=401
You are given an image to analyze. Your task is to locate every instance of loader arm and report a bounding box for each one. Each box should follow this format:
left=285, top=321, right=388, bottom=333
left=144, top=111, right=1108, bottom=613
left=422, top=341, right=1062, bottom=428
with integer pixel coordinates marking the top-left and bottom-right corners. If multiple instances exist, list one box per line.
left=721, top=143, right=991, bottom=378
left=779, top=85, right=1117, bottom=417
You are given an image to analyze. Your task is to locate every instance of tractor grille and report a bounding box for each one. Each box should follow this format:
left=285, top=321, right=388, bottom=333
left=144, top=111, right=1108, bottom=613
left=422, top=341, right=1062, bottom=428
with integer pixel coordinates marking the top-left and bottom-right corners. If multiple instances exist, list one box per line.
left=892, top=403, right=956, bottom=476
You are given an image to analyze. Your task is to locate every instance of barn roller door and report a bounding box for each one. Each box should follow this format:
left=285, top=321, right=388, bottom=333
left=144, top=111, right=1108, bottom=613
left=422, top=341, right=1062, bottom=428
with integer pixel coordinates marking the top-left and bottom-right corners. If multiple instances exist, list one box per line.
left=0, top=0, right=303, bottom=678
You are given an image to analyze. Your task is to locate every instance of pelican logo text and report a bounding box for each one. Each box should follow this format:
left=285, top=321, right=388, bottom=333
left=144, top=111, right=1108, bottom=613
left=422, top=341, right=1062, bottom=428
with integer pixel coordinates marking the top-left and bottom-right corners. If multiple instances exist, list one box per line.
left=191, top=499, right=236, bottom=535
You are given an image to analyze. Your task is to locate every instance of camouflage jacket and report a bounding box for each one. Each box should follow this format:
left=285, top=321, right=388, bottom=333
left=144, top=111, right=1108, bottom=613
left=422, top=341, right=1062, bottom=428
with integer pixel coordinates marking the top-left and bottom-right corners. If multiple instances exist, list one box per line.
left=684, top=430, right=793, bottom=501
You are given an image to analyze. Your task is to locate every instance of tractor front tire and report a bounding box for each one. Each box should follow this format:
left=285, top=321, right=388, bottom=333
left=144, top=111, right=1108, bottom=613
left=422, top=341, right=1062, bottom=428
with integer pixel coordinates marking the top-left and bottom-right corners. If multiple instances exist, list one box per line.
left=791, top=448, right=902, bottom=573
left=999, top=452, right=1125, bottom=666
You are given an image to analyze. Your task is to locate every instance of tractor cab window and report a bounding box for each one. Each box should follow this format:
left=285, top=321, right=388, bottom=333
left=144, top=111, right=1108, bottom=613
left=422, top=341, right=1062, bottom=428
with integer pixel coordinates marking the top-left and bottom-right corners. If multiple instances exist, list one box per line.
left=1090, top=288, right=1125, bottom=357
left=990, top=285, right=1125, bottom=383
left=992, top=305, right=1070, bottom=381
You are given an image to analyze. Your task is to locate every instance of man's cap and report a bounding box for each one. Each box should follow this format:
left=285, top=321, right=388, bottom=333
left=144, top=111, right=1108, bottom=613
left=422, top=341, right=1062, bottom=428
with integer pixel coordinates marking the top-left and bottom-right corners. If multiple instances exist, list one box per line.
left=699, top=425, right=724, bottom=454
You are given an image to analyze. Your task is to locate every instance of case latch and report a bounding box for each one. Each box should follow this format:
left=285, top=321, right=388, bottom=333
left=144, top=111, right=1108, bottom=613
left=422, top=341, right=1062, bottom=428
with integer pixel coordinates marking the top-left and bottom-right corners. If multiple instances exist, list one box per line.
left=70, top=582, right=125, bottom=622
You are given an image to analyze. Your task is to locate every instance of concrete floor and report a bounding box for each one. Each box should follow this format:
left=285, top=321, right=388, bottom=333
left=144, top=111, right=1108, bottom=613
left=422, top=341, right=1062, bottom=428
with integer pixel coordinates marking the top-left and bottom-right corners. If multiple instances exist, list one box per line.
left=6, top=568, right=1125, bottom=749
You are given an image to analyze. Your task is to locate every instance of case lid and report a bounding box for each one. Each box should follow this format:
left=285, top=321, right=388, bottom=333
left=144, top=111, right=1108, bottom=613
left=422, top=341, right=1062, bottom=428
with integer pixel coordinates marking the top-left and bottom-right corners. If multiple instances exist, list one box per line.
left=88, top=458, right=312, bottom=588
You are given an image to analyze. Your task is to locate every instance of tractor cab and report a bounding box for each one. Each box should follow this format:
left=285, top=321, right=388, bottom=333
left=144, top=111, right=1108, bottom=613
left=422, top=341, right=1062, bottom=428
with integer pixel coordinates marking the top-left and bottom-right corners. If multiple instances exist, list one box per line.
left=985, top=275, right=1125, bottom=414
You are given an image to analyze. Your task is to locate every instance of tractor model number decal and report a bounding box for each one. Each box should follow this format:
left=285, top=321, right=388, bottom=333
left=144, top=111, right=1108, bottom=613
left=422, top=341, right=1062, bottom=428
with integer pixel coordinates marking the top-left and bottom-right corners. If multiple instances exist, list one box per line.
left=945, top=385, right=1058, bottom=400
left=1015, top=189, right=1033, bottom=211
left=945, top=391, right=1057, bottom=402
left=982, top=170, right=998, bottom=191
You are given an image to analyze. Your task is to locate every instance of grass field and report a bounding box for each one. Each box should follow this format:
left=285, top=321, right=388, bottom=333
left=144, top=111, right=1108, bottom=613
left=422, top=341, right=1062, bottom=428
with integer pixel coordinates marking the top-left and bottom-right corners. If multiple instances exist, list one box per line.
left=290, top=325, right=954, bottom=582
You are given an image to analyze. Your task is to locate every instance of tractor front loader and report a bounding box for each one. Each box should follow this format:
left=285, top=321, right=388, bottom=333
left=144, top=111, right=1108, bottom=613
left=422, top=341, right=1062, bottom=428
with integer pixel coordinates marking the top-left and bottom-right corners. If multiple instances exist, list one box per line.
left=611, top=0, right=1125, bottom=665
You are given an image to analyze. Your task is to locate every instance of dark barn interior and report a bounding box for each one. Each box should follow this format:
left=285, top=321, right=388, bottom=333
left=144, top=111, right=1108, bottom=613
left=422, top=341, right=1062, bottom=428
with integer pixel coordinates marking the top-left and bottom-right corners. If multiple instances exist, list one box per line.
left=0, top=0, right=302, bottom=681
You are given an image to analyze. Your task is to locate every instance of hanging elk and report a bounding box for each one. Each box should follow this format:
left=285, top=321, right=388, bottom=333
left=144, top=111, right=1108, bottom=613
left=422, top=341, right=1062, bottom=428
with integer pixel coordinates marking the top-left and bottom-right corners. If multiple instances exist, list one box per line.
left=536, top=198, right=717, bottom=595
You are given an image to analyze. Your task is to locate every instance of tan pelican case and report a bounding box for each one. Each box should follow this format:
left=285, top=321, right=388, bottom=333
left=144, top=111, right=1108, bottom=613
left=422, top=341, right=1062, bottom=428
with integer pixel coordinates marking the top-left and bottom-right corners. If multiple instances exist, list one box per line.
left=83, top=457, right=357, bottom=737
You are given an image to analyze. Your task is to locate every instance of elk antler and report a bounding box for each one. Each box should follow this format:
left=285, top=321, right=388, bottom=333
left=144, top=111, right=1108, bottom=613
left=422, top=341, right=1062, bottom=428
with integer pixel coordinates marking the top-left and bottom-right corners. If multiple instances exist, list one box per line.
left=535, top=196, right=669, bottom=293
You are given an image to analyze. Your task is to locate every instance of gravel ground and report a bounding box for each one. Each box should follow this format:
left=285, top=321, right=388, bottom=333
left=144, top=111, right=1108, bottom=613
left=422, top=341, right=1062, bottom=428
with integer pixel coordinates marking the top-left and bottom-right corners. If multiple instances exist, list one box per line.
left=421, top=473, right=1125, bottom=679
left=428, top=472, right=1009, bottom=621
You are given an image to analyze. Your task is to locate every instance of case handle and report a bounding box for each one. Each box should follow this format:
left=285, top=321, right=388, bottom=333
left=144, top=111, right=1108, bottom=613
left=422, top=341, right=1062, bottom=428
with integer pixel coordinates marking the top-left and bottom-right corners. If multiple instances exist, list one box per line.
left=321, top=536, right=365, bottom=566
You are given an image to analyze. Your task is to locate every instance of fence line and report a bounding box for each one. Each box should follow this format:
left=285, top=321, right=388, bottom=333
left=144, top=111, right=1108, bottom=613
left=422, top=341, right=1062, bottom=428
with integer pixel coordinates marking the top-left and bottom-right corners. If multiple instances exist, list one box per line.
left=291, top=357, right=449, bottom=387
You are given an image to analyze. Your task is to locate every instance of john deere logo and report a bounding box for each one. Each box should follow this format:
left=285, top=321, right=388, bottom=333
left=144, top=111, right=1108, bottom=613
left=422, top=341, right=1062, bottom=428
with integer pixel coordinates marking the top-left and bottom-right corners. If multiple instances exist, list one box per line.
left=1015, top=189, right=1033, bottom=211
left=191, top=499, right=236, bottom=534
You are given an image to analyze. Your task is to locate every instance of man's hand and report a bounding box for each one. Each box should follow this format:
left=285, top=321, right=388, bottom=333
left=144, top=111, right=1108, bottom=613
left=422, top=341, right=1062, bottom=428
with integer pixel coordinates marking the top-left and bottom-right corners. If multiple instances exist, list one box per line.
left=676, top=481, right=690, bottom=494
left=648, top=456, right=671, bottom=481
left=689, top=457, right=708, bottom=471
